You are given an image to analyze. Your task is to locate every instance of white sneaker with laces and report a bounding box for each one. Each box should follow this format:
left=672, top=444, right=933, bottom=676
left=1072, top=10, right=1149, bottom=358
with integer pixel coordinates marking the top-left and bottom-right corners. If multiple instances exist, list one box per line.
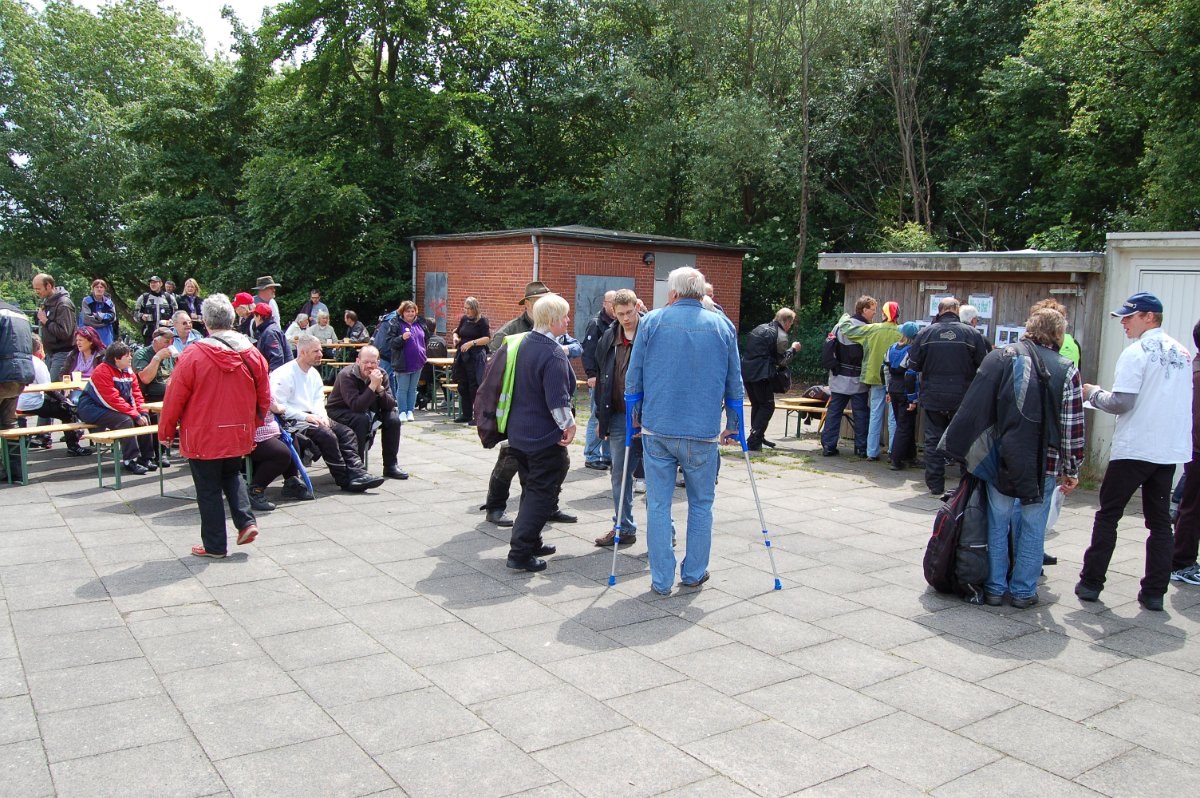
left=633, top=478, right=646, bottom=494
left=1170, top=563, right=1200, bottom=585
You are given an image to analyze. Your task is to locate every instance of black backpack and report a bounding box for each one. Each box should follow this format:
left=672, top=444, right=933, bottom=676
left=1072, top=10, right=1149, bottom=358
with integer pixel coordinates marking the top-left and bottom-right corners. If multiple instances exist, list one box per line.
left=819, top=331, right=840, bottom=372
left=372, top=312, right=396, bottom=357
left=474, top=345, right=510, bottom=449
left=924, top=473, right=989, bottom=602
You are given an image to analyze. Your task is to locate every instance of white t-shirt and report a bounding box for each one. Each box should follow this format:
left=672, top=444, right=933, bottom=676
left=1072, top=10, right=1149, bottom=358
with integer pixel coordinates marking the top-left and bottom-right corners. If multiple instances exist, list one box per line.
left=1110, top=327, right=1193, bottom=463
left=16, top=357, right=51, bottom=412
left=269, top=361, right=328, bottom=424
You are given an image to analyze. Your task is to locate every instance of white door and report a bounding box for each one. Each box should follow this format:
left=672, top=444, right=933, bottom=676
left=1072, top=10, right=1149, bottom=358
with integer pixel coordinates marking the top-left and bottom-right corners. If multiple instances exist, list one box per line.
left=1138, top=270, right=1200, bottom=353
left=651, top=252, right=697, bottom=308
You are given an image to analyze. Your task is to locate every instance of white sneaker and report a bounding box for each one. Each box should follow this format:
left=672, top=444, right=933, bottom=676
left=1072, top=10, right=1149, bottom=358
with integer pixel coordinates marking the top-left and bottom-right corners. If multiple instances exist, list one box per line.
left=406, top=411, right=415, bottom=422
left=633, top=478, right=646, bottom=494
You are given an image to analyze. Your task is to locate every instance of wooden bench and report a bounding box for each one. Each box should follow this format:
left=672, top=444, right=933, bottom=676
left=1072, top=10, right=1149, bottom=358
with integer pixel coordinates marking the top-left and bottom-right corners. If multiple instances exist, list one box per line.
left=442, top=383, right=459, bottom=418
left=1, top=422, right=97, bottom=486
left=778, top=398, right=848, bottom=436
left=85, top=425, right=161, bottom=490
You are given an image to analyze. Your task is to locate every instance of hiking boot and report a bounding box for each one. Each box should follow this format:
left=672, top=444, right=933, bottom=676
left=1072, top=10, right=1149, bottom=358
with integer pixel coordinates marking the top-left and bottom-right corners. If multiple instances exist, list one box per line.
left=248, top=486, right=275, bottom=512
left=281, top=477, right=315, bottom=501
left=1010, top=593, right=1039, bottom=609
left=984, top=593, right=1004, bottom=606
left=342, top=473, right=385, bottom=492
left=1137, top=591, right=1164, bottom=611
left=486, top=509, right=514, bottom=527
left=1075, top=581, right=1102, bottom=602
left=1170, top=563, right=1200, bottom=585
left=66, top=444, right=95, bottom=457
left=594, top=529, right=636, bottom=547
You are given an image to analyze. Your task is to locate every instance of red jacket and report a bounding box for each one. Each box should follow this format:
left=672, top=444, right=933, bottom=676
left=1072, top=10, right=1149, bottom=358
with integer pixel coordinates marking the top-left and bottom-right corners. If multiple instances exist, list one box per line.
left=158, top=333, right=270, bottom=460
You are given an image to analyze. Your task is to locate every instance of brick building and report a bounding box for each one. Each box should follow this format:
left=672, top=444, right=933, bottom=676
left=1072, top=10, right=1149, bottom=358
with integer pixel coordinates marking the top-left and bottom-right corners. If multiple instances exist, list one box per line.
left=408, top=225, right=749, bottom=340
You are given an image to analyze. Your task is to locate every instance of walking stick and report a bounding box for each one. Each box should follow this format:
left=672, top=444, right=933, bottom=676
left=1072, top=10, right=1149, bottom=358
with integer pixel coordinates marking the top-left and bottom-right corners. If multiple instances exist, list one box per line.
left=732, top=401, right=782, bottom=590
left=608, top=401, right=638, bottom=587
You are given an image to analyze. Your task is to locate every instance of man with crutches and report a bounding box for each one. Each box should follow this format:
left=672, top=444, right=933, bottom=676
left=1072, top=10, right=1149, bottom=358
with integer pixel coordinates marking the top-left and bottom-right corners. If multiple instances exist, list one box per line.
left=625, top=268, right=743, bottom=596
left=593, top=290, right=643, bottom=548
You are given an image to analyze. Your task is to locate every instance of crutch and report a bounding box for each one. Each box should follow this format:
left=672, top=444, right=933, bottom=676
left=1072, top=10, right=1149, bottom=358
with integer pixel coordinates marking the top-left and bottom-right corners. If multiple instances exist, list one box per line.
left=609, top=397, right=640, bottom=586
left=275, top=416, right=314, bottom=493
left=732, top=400, right=782, bottom=590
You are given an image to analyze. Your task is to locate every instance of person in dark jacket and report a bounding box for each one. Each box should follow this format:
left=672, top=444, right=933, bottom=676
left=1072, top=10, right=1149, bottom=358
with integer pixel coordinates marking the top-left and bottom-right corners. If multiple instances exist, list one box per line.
left=741, top=307, right=802, bottom=451
left=885, top=322, right=920, bottom=470
left=326, top=345, right=406, bottom=480
left=450, top=297, right=491, bottom=424
left=75, top=341, right=158, bottom=474
left=32, top=272, right=77, bottom=382
left=343, top=310, right=370, bottom=343
left=1170, top=319, right=1200, bottom=586
left=178, top=278, right=205, bottom=335
left=904, top=296, right=989, bottom=495
left=581, top=291, right=616, bottom=469
left=135, top=276, right=178, bottom=344
left=252, top=303, right=294, bottom=372
left=593, top=289, right=644, bottom=546
left=79, top=279, right=119, bottom=346
left=942, top=308, right=1084, bottom=608
left=821, top=296, right=874, bottom=457
left=0, top=297, right=36, bottom=481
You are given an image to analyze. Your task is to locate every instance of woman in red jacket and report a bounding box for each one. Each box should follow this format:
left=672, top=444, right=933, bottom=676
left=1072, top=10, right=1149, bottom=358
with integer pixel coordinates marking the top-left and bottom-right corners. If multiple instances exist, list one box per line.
left=75, top=342, right=158, bottom=473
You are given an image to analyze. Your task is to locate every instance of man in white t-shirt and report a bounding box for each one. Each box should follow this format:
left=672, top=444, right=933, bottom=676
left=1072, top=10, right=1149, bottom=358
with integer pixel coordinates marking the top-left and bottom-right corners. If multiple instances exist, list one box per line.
left=270, top=334, right=383, bottom=493
left=1077, top=292, right=1194, bottom=611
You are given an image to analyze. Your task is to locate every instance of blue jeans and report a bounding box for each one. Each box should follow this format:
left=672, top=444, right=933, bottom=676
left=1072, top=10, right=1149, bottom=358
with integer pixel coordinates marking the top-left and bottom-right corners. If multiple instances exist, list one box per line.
left=820, top=390, right=869, bottom=453
left=867, top=385, right=893, bottom=458
left=607, top=414, right=642, bottom=533
left=643, top=434, right=718, bottom=593
left=394, top=371, right=420, bottom=413
left=585, top=389, right=611, bottom=464
left=986, top=476, right=1056, bottom=599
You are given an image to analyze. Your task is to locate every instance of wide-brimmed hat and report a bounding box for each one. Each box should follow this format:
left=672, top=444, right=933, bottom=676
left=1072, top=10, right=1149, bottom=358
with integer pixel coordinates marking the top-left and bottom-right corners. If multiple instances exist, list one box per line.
left=254, top=275, right=282, bottom=291
left=518, top=281, right=552, bottom=305
left=1111, top=291, right=1163, bottom=317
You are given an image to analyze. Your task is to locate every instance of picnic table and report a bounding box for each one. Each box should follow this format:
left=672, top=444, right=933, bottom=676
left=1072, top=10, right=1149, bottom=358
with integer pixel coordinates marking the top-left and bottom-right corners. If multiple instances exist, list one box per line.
left=21, top=379, right=86, bottom=394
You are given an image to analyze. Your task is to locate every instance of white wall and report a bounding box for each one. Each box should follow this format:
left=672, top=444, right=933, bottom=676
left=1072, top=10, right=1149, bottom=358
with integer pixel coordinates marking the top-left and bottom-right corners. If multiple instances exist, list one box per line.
left=1091, top=233, right=1200, bottom=466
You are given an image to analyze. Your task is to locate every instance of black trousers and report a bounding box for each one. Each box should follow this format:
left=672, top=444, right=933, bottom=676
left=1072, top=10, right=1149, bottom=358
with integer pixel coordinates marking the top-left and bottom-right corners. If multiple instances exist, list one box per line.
left=24, top=392, right=83, bottom=446
left=508, top=443, right=570, bottom=560
left=249, top=436, right=297, bottom=489
left=888, top=392, right=917, bottom=466
left=303, top=421, right=365, bottom=472
left=1080, top=459, right=1176, bottom=598
left=189, top=456, right=254, bottom=556
left=329, top=406, right=402, bottom=467
left=1173, top=454, right=1200, bottom=571
left=745, top=380, right=775, bottom=445
left=459, top=353, right=485, bottom=422
left=75, top=407, right=155, bottom=463
left=485, top=444, right=521, bottom=512
left=921, top=408, right=954, bottom=493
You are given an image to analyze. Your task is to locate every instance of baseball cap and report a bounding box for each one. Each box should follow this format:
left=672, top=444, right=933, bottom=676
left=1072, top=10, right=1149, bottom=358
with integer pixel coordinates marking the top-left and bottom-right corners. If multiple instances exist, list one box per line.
left=1111, top=291, right=1163, bottom=317
left=232, top=292, right=254, bottom=308
left=252, top=303, right=274, bottom=317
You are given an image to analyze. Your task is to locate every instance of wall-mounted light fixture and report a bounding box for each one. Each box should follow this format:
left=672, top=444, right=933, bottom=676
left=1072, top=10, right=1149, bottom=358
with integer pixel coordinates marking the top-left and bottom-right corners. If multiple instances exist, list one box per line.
left=642, top=252, right=655, bottom=265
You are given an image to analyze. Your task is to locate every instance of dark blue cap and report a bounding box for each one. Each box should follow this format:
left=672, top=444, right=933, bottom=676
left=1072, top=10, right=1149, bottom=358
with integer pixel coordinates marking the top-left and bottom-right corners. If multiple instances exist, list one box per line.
left=1111, top=291, right=1163, bottom=317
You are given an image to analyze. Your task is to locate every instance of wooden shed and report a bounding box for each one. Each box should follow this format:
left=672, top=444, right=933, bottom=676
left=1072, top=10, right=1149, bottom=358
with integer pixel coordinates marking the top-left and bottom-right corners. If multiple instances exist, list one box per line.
left=817, top=250, right=1106, bottom=388
left=408, top=225, right=750, bottom=339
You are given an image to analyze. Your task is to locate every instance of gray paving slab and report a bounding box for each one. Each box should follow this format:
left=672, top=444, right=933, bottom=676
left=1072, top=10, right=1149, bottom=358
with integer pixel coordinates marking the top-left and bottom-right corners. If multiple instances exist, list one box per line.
left=6, top=413, right=1200, bottom=795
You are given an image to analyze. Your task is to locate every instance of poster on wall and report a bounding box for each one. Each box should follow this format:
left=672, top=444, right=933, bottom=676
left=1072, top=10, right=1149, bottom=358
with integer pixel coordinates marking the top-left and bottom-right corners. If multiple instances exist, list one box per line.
left=928, top=293, right=953, bottom=318
left=996, top=325, right=1025, bottom=347
left=968, top=294, right=994, bottom=319
left=975, top=323, right=990, bottom=340
left=424, top=271, right=448, bottom=334
left=574, top=276, right=636, bottom=342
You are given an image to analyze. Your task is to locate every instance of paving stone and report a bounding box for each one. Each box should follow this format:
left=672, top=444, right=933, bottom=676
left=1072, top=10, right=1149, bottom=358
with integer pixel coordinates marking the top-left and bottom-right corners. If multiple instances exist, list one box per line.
left=327, top=685, right=485, bottom=754
left=825, top=712, right=1001, bottom=791
left=684, top=720, right=863, bottom=797
left=25, top=658, right=162, bottom=716
left=814, top=607, right=936, bottom=650
left=418, top=650, right=560, bottom=705
left=379, top=729, right=556, bottom=798
left=862, top=667, right=1016, bottom=730
left=138, top=621, right=262, bottom=674
left=0, top=738, right=53, bottom=797
left=291, top=652, right=429, bottom=708
left=10, top=601, right=124, bottom=639
left=215, top=733, right=395, bottom=797
left=184, top=690, right=338, bottom=761
left=259, top=622, right=385, bottom=671
left=664, top=641, right=804, bottom=695
left=49, top=737, right=223, bottom=798
left=0, top=694, right=39, bottom=746
left=741, top=675, right=895, bottom=738
left=476, top=684, right=628, bottom=751
left=1092, top=658, right=1200, bottom=708
left=890, top=634, right=1025, bottom=682
left=606, top=680, right=764, bottom=745
left=1095, top=626, right=1200, bottom=673
left=981, top=663, right=1128, bottom=721
left=601, top=615, right=729, bottom=659
left=915, top=605, right=1040, bottom=646
left=380, top=620, right=507, bottom=667
left=304, top=574, right=416, bottom=608
left=39, top=695, right=189, bottom=763
left=0, top=657, right=28, bottom=700
left=550, top=589, right=672, bottom=631
left=706, top=610, right=838, bottom=655
left=3, top=577, right=110, bottom=612
left=544, top=648, right=686, bottom=701
left=160, top=656, right=300, bottom=711
left=340, top=596, right=456, bottom=636
left=17, top=626, right=142, bottom=673
left=784, top=638, right=920, bottom=688
left=932, top=756, right=1106, bottom=797
left=1087, top=698, right=1200, bottom=767
left=992, top=630, right=1130, bottom=677
left=1076, top=747, right=1200, bottom=796
left=792, top=766, right=927, bottom=796
left=226, top=597, right=346, bottom=638
left=493, top=619, right=621, bottom=664
left=959, top=705, right=1133, bottom=778
left=124, top=602, right=230, bottom=639
left=534, top=726, right=714, bottom=798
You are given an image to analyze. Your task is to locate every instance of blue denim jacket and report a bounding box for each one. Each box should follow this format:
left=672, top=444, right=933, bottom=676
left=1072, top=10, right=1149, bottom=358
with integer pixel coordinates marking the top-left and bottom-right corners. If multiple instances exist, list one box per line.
left=626, top=298, right=743, bottom=440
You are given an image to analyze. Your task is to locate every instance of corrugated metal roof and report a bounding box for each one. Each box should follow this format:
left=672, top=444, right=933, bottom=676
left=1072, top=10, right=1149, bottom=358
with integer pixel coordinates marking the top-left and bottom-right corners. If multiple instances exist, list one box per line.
left=408, top=224, right=753, bottom=253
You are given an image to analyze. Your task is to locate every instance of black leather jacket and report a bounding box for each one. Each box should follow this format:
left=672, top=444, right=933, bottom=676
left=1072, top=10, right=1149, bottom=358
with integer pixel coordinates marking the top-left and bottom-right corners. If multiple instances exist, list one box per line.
left=904, top=312, right=988, bottom=412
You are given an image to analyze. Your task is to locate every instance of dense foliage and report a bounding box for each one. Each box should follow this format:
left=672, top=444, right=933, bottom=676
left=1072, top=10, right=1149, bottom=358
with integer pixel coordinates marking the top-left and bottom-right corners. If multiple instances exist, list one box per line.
left=3, top=0, right=1198, bottom=328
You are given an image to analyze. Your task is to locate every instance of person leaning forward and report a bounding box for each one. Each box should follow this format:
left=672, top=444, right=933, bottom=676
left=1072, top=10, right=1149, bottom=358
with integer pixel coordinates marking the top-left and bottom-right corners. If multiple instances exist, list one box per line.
left=594, top=289, right=645, bottom=547
left=501, top=293, right=578, bottom=573
left=327, top=345, right=407, bottom=480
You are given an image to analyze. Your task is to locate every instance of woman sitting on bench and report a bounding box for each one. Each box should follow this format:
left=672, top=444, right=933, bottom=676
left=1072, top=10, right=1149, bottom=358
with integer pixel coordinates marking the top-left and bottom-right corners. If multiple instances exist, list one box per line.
left=75, top=341, right=159, bottom=475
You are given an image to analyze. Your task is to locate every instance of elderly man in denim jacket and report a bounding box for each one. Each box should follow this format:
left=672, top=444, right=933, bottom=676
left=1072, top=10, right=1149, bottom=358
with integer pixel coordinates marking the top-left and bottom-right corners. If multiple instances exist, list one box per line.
left=626, top=267, right=743, bottom=595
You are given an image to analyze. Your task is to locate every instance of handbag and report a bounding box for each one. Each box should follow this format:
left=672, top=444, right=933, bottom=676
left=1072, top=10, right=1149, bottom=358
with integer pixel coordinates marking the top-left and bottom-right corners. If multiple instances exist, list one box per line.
left=770, top=366, right=791, bottom=394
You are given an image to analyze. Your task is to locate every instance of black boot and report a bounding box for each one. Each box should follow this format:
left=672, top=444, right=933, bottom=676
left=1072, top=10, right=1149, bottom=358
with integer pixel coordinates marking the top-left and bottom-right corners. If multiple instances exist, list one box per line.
left=248, top=485, right=275, bottom=512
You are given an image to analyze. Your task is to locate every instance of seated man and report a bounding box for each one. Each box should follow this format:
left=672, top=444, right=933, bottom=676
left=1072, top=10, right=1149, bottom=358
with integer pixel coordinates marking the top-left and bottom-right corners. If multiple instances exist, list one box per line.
left=326, top=345, right=407, bottom=480
left=133, top=327, right=175, bottom=403
left=17, top=334, right=93, bottom=456
left=170, top=311, right=202, bottom=353
left=270, top=334, right=384, bottom=492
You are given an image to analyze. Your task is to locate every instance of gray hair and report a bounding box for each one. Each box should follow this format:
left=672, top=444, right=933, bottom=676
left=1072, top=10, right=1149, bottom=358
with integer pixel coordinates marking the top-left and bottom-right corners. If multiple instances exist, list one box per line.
left=172, top=310, right=190, bottom=325
left=464, top=296, right=480, bottom=315
left=774, top=307, right=796, bottom=324
left=667, top=267, right=706, bottom=299
left=531, top=293, right=570, bottom=331
left=960, top=305, right=978, bottom=324
left=938, top=296, right=961, bottom=314
left=295, top=333, right=321, bottom=352
left=317, top=311, right=329, bottom=321
left=201, top=293, right=235, bottom=331
left=295, top=313, right=309, bottom=324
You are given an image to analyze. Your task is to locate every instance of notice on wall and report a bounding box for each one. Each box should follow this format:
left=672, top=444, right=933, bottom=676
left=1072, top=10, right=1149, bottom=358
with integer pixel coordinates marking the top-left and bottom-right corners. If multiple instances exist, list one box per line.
left=996, top=325, right=1025, bottom=347
left=968, top=294, right=994, bottom=319
left=975, top=323, right=990, bottom=340
left=928, top=293, right=953, bottom=318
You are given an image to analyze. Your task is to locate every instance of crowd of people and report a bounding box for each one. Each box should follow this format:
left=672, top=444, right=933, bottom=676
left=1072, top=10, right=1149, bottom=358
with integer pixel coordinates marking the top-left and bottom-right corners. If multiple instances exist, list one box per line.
left=1, top=268, right=1198, bottom=607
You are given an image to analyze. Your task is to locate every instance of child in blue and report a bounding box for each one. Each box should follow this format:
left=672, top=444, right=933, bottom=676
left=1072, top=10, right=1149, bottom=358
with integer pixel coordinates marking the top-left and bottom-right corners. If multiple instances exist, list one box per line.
left=886, top=322, right=921, bottom=471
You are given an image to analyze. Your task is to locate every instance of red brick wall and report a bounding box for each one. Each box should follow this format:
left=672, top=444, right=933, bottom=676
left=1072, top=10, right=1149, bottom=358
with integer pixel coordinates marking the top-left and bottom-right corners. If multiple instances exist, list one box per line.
left=415, top=238, right=536, bottom=331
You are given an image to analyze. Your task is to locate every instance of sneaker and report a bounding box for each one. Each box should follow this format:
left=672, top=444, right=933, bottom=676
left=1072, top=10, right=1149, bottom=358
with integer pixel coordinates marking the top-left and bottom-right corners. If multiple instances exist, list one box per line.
left=157, top=454, right=172, bottom=468
left=1137, top=591, right=1164, bottom=612
left=237, top=524, right=258, bottom=545
left=191, top=545, right=226, bottom=559
left=138, top=458, right=158, bottom=472
left=281, top=476, right=315, bottom=501
left=406, top=410, right=415, bottom=422
left=633, top=478, right=646, bottom=494
left=984, top=593, right=1004, bottom=606
left=1010, top=593, right=1039, bottom=609
left=1170, top=563, right=1200, bottom=585
left=248, top=486, right=275, bottom=512
left=122, top=460, right=149, bottom=475
left=65, top=444, right=95, bottom=457
left=1074, top=581, right=1102, bottom=602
